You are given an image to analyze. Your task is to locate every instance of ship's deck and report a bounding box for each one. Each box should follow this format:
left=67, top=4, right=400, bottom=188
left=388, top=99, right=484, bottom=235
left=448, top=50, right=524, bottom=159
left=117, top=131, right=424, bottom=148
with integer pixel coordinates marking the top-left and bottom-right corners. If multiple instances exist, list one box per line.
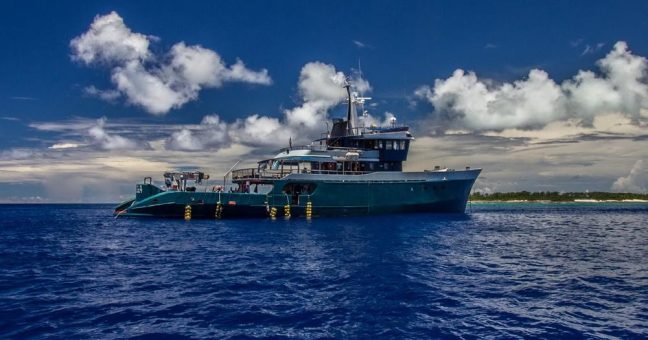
left=231, top=167, right=370, bottom=183
left=231, top=168, right=481, bottom=183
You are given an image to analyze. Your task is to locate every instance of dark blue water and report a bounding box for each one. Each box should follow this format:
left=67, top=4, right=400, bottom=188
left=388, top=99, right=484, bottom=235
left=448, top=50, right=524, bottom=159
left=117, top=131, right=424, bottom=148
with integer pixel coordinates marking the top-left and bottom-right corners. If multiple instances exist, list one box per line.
left=1, top=203, right=646, bottom=338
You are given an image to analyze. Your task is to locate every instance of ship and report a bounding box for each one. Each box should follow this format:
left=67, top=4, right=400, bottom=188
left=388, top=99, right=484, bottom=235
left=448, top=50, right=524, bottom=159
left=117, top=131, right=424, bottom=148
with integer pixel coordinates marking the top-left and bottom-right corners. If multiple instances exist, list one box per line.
left=114, top=80, right=481, bottom=219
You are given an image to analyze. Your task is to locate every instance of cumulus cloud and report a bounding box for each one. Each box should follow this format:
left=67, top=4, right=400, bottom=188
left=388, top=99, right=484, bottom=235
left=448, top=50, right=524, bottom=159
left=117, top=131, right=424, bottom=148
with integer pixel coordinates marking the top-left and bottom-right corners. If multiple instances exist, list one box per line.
left=363, top=111, right=396, bottom=128
left=88, top=117, right=138, bottom=150
left=70, top=11, right=151, bottom=64
left=612, top=160, right=647, bottom=193
left=167, top=61, right=367, bottom=151
left=47, top=58, right=373, bottom=154
left=283, top=62, right=347, bottom=129
left=282, top=62, right=372, bottom=131
left=166, top=114, right=229, bottom=151
left=416, top=41, right=648, bottom=131
left=224, top=59, right=272, bottom=85
left=71, top=11, right=271, bottom=115
left=109, top=61, right=188, bottom=114
left=165, top=113, right=286, bottom=151
left=229, top=114, right=284, bottom=145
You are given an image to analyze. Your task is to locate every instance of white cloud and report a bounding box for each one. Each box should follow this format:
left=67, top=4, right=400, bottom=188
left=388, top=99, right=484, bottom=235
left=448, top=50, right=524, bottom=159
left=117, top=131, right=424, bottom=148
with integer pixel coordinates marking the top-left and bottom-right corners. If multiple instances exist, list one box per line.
left=29, top=120, right=96, bottom=132
left=612, top=160, right=647, bottom=193
left=70, top=11, right=151, bottom=64
left=351, top=73, right=372, bottom=95
left=88, top=117, right=138, bottom=150
left=581, top=42, right=605, bottom=56
left=166, top=114, right=229, bottom=151
left=49, top=143, right=80, bottom=150
left=297, top=62, right=347, bottom=103
left=363, top=111, right=395, bottom=128
left=111, top=61, right=188, bottom=114
left=418, top=68, right=566, bottom=130
left=283, top=62, right=348, bottom=130
left=353, top=40, right=367, bottom=48
left=166, top=61, right=368, bottom=151
left=352, top=40, right=374, bottom=49
left=84, top=85, right=121, bottom=101
left=406, top=133, right=648, bottom=193
left=417, top=41, right=648, bottom=131
left=71, top=11, right=271, bottom=115
left=166, top=129, right=203, bottom=151
left=168, top=42, right=227, bottom=87
left=165, top=113, right=286, bottom=151
left=224, top=59, right=272, bottom=85
left=484, top=112, right=647, bottom=141
left=0, top=146, right=253, bottom=202
left=230, top=114, right=285, bottom=145
left=168, top=43, right=271, bottom=87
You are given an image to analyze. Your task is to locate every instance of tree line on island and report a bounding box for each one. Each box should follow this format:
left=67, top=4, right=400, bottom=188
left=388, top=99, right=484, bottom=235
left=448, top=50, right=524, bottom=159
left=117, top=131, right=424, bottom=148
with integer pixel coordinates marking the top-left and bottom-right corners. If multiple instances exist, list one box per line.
left=470, top=191, right=648, bottom=202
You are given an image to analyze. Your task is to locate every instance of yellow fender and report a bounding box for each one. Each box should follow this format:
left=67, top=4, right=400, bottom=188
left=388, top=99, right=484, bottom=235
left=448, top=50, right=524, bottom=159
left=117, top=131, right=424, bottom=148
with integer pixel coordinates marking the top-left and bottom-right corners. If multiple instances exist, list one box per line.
left=215, top=202, right=223, bottom=219
left=284, top=204, right=291, bottom=218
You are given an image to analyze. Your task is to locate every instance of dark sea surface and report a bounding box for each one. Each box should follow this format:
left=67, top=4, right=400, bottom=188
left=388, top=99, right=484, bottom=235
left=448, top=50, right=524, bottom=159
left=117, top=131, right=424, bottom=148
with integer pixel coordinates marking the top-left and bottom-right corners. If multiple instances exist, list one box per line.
left=0, top=203, right=646, bottom=339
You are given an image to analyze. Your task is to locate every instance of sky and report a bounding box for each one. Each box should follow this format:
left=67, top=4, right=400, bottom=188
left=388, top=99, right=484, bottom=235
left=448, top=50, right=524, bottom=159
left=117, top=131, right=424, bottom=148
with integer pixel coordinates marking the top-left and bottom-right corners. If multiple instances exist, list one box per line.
left=1, top=0, right=647, bottom=202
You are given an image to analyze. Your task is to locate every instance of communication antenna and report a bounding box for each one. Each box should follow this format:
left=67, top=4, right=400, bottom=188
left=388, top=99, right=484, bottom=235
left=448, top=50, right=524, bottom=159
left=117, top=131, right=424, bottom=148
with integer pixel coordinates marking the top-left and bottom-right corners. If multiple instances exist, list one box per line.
left=358, top=58, right=363, bottom=84
left=355, top=59, right=373, bottom=130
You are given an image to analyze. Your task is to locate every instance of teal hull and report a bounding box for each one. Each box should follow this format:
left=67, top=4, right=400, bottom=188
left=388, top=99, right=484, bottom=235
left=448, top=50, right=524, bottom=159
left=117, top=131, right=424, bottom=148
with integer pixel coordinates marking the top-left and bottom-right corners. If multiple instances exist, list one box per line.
left=115, top=170, right=480, bottom=218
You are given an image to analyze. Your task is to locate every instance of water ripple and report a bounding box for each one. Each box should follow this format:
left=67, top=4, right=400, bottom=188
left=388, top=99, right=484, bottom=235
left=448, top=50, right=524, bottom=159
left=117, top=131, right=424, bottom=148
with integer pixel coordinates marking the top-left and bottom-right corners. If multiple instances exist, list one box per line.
left=0, top=203, right=646, bottom=338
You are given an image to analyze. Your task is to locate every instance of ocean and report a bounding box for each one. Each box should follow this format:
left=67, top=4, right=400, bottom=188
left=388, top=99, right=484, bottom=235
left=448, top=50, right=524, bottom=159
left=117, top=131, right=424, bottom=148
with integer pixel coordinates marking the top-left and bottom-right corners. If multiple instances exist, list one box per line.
left=0, top=203, right=646, bottom=338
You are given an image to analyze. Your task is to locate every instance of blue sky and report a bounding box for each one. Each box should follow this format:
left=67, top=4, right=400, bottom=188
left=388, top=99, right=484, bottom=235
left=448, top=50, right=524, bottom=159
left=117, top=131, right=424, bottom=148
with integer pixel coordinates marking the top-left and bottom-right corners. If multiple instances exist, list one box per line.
left=1, top=0, right=647, bottom=202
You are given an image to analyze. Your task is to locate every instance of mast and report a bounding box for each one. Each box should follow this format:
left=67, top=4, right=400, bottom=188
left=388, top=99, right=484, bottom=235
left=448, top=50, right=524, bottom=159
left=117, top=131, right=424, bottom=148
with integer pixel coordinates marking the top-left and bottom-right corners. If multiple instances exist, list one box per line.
left=343, top=76, right=371, bottom=136
left=344, top=80, right=359, bottom=136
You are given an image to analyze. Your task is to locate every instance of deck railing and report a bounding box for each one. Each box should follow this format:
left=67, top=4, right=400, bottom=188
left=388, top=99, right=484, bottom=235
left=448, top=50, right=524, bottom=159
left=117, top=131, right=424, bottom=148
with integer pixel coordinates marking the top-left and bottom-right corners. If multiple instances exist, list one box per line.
left=231, top=168, right=300, bottom=180
left=277, top=144, right=328, bottom=153
left=231, top=167, right=370, bottom=180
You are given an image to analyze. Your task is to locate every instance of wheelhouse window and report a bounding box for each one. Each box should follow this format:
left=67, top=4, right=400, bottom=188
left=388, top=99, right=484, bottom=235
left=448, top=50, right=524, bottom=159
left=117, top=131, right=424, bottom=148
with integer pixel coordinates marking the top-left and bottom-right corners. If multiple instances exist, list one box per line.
left=299, top=162, right=312, bottom=173
left=386, top=140, right=393, bottom=150
left=319, top=162, right=336, bottom=171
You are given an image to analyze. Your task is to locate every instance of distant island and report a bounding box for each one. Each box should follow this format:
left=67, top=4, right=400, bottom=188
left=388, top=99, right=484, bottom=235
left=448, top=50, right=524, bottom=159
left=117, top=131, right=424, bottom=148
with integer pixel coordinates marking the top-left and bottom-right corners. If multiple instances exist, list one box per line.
left=470, top=191, right=648, bottom=202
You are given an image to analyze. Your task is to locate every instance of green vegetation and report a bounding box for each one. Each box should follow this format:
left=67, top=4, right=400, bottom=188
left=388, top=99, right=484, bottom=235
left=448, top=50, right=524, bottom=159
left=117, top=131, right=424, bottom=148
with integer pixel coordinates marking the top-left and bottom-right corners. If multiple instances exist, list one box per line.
left=470, top=191, right=648, bottom=202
